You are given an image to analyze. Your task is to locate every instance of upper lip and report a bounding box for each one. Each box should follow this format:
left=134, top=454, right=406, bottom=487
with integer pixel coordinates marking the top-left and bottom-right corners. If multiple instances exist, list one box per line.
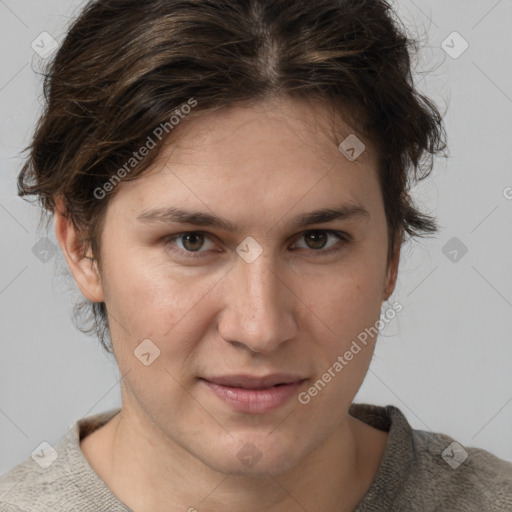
left=202, top=374, right=306, bottom=388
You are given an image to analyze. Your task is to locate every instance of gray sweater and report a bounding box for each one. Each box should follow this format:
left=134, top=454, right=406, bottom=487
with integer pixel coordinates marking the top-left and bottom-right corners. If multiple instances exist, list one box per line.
left=1, top=404, right=511, bottom=511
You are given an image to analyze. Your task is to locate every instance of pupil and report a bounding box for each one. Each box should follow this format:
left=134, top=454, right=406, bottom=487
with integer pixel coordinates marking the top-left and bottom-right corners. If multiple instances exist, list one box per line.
left=184, top=233, right=203, bottom=251
left=307, top=231, right=326, bottom=249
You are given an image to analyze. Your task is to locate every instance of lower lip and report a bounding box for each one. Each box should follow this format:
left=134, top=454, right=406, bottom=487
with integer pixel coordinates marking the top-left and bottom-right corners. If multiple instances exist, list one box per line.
left=202, top=379, right=305, bottom=413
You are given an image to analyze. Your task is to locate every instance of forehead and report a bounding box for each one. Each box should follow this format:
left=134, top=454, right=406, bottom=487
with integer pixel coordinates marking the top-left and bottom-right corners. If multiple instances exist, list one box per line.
left=163, top=96, right=376, bottom=168
left=106, top=97, right=382, bottom=226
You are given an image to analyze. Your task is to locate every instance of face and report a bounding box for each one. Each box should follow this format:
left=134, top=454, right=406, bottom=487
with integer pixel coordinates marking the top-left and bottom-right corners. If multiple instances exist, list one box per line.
left=74, top=97, right=398, bottom=476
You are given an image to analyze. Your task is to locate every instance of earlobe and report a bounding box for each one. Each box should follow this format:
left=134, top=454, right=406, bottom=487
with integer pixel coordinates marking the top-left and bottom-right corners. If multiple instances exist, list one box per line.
left=54, top=197, right=104, bottom=303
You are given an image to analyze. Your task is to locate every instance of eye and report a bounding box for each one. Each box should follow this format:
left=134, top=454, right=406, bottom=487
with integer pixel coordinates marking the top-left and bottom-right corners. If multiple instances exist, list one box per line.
left=292, top=230, right=349, bottom=255
left=161, top=229, right=350, bottom=259
left=162, top=232, right=217, bottom=257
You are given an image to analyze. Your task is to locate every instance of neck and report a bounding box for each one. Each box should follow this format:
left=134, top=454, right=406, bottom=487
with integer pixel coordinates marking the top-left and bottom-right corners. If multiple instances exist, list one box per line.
left=80, top=398, right=386, bottom=512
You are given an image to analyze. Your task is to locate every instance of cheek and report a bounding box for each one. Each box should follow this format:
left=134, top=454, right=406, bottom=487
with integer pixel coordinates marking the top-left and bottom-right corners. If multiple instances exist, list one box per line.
left=102, top=247, right=209, bottom=325
left=295, top=259, right=388, bottom=407
left=296, top=270, right=384, bottom=418
left=306, top=283, right=383, bottom=381
left=301, top=251, right=387, bottom=340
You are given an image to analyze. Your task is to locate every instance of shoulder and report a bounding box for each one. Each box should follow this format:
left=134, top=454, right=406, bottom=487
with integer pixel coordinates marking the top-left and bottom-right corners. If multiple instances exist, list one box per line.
left=0, top=408, right=124, bottom=512
left=351, top=403, right=512, bottom=511
left=0, top=440, right=79, bottom=512
left=410, top=426, right=512, bottom=510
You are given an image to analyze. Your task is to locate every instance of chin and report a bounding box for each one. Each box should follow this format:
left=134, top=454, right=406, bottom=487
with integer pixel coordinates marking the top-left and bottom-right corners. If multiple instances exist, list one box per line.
left=199, top=432, right=305, bottom=477
left=209, top=452, right=300, bottom=478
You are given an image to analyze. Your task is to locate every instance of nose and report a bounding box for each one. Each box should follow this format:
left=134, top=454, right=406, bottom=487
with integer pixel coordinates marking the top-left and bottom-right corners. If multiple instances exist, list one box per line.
left=217, top=251, right=298, bottom=354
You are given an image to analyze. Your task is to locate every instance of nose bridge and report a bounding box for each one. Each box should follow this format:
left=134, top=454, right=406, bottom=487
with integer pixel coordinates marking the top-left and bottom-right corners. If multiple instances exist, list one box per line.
left=219, top=249, right=296, bottom=353
left=243, top=255, right=278, bottom=311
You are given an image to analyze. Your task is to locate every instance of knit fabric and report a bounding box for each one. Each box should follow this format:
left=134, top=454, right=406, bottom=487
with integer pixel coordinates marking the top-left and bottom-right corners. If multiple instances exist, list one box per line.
left=1, top=404, right=511, bottom=511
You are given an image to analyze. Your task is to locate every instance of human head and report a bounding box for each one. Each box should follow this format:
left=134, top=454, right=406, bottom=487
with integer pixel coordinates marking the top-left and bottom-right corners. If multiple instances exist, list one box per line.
left=18, top=0, right=446, bottom=352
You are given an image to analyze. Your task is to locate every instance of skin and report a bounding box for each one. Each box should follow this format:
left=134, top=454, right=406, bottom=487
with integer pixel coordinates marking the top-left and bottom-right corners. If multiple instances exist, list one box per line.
left=55, top=96, right=400, bottom=512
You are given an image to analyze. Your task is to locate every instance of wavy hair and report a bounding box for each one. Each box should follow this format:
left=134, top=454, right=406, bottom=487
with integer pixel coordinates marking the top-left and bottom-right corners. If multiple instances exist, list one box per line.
left=18, top=0, right=448, bottom=352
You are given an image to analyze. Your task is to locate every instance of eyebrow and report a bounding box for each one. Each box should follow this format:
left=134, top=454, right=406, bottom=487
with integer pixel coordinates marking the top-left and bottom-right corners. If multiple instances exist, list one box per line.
left=136, top=202, right=370, bottom=232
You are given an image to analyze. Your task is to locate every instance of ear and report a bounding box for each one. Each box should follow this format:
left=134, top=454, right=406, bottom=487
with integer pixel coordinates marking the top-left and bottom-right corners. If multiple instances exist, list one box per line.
left=383, top=233, right=401, bottom=301
left=54, top=197, right=104, bottom=303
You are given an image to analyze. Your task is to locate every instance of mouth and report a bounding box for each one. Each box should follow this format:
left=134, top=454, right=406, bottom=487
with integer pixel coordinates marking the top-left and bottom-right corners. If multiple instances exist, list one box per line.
left=202, top=373, right=306, bottom=388
left=200, top=374, right=308, bottom=413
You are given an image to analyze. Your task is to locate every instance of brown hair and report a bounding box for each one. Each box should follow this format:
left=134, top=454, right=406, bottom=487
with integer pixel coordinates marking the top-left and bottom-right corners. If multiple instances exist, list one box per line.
left=18, top=0, right=448, bottom=352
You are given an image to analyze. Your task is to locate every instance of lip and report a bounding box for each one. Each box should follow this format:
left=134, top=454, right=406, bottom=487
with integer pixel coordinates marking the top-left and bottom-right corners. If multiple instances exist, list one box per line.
left=203, top=373, right=306, bottom=388
left=201, top=374, right=307, bottom=413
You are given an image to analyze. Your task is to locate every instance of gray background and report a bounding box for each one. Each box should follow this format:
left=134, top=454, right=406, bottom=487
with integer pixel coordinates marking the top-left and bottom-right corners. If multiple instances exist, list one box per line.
left=1, top=0, right=511, bottom=475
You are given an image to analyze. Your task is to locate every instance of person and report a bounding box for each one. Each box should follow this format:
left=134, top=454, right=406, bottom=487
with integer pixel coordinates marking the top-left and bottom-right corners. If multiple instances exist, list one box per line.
left=1, top=0, right=511, bottom=510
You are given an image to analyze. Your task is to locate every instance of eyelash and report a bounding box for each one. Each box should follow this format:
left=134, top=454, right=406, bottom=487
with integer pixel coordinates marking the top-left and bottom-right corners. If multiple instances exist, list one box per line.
left=160, top=230, right=351, bottom=259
